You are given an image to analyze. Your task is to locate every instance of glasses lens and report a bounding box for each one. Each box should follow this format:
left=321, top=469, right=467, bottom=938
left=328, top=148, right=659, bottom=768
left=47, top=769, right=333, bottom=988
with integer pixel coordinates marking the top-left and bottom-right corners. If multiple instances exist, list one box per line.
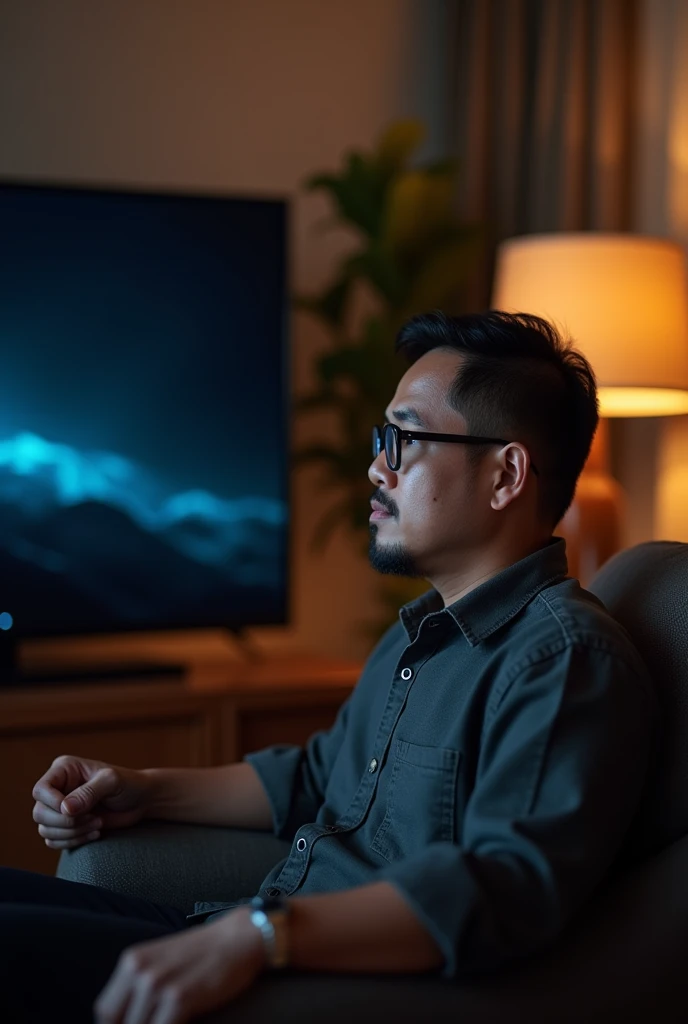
left=372, top=426, right=382, bottom=458
left=384, top=424, right=399, bottom=470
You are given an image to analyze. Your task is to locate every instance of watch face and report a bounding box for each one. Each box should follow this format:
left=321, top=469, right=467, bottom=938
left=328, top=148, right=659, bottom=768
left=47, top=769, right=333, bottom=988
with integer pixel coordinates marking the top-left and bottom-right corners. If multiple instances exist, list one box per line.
left=251, top=908, right=269, bottom=926
left=251, top=893, right=288, bottom=914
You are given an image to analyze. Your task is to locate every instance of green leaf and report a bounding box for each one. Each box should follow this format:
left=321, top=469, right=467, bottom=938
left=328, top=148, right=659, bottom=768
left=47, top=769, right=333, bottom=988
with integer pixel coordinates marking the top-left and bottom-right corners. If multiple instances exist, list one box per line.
left=295, top=275, right=355, bottom=328
left=422, top=158, right=459, bottom=177
left=375, top=120, right=425, bottom=174
left=315, top=331, right=402, bottom=402
left=382, top=170, right=456, bottom=253
left=397, top=229, right=482, bottom=320
left=294, top=390, right=340, bottom=413
left=305, top=152, right=388, bottom=237
left=344, top=245, right=406, bottom=306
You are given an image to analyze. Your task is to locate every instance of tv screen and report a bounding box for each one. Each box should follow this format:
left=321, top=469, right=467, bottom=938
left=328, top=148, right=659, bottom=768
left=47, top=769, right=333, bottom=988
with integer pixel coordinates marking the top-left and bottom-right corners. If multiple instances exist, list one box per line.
left=0, top=182, right=289, bottom=638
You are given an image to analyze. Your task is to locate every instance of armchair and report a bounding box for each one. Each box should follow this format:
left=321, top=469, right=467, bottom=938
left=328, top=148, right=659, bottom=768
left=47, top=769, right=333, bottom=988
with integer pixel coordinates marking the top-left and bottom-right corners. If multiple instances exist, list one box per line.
left=58, top=541, right=688, bottom=1023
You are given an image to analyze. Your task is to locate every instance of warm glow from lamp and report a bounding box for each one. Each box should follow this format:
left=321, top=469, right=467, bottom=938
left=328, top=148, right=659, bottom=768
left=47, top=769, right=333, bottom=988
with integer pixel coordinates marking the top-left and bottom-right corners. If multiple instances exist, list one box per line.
left=492, top=234, right=688, bottom=415
left=491, top=232, right=688, bottom=583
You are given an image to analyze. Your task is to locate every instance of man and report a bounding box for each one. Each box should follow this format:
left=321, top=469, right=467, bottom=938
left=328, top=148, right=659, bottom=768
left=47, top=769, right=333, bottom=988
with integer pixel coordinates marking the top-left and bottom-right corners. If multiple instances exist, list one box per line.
left=0, top=311, right=655, bottom=1023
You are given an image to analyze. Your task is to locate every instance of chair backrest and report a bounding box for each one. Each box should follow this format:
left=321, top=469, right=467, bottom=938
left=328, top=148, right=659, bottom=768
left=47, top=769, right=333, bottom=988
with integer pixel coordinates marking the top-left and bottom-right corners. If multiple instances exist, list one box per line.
left=588, top=540, right=688, bottom=857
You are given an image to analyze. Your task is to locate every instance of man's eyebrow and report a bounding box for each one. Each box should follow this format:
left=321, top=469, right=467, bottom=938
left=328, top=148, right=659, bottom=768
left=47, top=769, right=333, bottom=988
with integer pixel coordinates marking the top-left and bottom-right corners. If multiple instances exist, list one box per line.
left=384, top=407, right=428, bottom=428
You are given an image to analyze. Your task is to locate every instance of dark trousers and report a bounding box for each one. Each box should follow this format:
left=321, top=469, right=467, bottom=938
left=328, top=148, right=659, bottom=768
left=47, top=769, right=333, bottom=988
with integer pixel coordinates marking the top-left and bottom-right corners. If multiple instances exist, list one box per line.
left=0, top=866, right=188, bottom=1022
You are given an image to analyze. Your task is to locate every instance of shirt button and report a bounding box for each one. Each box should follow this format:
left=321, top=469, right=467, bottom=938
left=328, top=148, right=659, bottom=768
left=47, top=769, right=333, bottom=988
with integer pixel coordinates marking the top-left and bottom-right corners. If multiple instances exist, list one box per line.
left=400, top=667, right=413, bottom=680
left=296, top=837, right=307, bottom=852
left=368, top=757, right=379, bottom=773
left=264, top=887, right=281, bottom=897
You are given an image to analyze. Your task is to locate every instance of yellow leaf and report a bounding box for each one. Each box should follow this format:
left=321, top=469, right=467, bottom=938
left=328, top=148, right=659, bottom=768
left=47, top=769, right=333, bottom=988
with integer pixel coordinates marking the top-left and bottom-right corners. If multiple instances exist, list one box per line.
left=375, top=120, right=425, bottom=172
left=383, top=172, right=455, bottom=250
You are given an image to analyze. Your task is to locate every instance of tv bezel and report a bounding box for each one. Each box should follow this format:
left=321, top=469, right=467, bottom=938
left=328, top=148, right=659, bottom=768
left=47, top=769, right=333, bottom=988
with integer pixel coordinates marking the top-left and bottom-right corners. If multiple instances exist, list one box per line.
left=0, top=176, right=292, bottom=640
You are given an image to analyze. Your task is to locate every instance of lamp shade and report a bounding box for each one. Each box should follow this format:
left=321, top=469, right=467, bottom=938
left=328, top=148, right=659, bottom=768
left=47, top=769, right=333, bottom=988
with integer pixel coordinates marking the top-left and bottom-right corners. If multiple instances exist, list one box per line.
left=492, top=233, right=688, bottom=416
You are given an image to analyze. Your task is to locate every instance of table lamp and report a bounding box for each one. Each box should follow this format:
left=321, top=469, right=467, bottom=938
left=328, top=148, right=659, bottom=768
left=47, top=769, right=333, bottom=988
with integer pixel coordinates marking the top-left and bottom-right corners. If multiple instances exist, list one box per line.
left=492, top=233, right=688, bottom=582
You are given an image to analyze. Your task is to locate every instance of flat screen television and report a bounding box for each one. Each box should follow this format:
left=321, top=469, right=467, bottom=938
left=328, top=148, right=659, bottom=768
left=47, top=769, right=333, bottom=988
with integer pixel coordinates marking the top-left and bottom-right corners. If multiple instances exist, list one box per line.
left=0, top=180, right=289, bottom=661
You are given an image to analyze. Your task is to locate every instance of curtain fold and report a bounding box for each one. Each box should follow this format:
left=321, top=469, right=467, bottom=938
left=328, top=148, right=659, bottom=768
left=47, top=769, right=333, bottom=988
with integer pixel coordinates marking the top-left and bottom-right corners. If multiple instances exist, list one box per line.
left=451, top=0, right=638, bottom=307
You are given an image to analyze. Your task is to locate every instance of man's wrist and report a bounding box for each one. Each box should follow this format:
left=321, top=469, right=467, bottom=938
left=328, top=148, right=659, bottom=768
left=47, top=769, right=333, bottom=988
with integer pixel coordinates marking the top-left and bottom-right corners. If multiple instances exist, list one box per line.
left=138, top=768, right=166, bottom=819
left=247, top=895, right=290, bottom=968
left=217, top=905, right=269, bottom=971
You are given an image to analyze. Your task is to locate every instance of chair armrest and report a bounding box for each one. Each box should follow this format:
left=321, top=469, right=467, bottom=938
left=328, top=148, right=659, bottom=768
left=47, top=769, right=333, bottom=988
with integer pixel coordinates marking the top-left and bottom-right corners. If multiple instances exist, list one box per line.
left=56, top=820, right=291, bottom=913
left=58, top=827, right=688, bottom=1023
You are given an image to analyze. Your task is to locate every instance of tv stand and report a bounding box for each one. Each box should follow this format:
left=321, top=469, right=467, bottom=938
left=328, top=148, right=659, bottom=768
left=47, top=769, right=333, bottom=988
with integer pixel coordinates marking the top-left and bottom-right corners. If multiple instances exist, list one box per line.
left=0, top=628, right=15, bottom=687
left=225, top=626, right=264, bottom=663
left=0, top=631, right=186, bottom=688
left=16, top=661, right=187, bottom=686
left=0, top=624, right=269, bottom=690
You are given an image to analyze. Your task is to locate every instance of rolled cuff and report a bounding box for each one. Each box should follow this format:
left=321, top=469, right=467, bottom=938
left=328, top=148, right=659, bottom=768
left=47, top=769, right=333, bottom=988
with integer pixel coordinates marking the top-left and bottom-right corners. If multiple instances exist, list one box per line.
left=379, top=842, right=550, bottom=979
left=245, top=745, right=322, bottom=840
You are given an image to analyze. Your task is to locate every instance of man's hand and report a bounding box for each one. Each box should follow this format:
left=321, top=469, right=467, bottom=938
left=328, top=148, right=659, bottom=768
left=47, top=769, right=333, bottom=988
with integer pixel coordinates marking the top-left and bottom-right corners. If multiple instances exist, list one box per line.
left=32, top=754, right=152, bottom=850
left=94, top=907, right=266, bottom=1024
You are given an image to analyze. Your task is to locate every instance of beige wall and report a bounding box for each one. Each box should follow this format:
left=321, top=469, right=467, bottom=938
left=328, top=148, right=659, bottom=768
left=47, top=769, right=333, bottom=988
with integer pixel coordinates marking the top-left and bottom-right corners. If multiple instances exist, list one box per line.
left=0, top=0, right=450, bottom=664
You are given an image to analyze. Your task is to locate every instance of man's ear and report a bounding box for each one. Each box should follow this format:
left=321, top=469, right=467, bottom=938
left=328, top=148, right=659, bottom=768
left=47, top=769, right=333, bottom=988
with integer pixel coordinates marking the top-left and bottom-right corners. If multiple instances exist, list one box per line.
left=490, top=444, right=530, bottom=511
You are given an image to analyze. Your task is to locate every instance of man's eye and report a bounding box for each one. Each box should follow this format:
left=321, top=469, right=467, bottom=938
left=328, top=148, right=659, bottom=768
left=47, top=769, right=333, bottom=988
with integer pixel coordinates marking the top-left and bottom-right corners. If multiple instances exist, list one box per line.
left=404, top=436, right=418, bottom=446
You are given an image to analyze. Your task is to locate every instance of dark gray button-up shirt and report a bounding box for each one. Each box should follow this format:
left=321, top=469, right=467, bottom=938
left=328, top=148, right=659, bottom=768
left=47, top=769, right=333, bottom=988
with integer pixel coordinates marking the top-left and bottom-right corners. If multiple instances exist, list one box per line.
left=206, top=539, right=657, bottom=977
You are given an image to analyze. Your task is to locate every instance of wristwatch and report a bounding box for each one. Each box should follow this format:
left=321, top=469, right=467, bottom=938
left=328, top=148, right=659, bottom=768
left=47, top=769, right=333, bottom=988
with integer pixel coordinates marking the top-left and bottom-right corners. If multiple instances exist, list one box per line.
left=249, top=893, right=290, bottom=969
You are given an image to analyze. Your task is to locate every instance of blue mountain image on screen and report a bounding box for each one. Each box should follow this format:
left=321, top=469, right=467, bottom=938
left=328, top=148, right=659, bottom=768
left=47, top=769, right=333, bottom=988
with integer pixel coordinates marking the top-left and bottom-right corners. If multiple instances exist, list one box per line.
left=0, top=432, right=287, bottom=633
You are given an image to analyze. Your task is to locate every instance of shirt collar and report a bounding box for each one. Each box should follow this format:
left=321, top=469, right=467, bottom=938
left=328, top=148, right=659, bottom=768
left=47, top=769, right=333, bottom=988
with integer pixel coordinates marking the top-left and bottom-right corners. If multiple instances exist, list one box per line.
left=400, top=537, right=569, bottom=645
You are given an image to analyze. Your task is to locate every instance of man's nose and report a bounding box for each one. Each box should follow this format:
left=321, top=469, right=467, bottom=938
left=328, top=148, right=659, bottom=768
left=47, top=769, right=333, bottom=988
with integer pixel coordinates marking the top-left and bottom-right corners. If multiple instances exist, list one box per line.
left=368, top=451, right=397, bottom=489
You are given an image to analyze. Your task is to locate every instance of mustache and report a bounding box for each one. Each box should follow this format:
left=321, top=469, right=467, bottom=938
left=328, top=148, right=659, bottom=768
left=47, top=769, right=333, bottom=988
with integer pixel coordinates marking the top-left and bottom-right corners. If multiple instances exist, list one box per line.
left=370, top=488, right=399, bottom=518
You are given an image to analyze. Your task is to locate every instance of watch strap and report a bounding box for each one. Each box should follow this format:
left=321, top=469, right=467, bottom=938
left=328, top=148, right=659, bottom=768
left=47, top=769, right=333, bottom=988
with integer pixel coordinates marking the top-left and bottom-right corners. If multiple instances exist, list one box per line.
left=249, top=895, right=290, bottom=969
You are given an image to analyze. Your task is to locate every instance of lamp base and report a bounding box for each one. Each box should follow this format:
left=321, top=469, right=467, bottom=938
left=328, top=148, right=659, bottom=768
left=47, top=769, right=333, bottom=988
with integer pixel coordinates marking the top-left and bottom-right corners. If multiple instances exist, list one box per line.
left=556, top=419, right=625, bottom=585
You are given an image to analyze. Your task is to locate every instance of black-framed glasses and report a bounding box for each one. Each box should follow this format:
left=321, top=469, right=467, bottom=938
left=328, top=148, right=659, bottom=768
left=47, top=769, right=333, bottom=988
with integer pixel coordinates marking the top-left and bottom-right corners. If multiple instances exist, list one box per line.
left=372, top=423, right=540, bottom=475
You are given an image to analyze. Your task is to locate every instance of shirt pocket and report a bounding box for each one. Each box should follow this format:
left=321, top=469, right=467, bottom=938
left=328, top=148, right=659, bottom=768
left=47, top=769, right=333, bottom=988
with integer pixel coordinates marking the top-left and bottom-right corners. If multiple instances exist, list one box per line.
left=371, top=738, right=460, bottom=863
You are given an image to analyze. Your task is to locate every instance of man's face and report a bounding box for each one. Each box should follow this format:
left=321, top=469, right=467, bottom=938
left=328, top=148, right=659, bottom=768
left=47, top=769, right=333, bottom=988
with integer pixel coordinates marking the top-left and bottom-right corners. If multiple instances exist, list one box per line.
left=368, top=348, right=491, bottom=579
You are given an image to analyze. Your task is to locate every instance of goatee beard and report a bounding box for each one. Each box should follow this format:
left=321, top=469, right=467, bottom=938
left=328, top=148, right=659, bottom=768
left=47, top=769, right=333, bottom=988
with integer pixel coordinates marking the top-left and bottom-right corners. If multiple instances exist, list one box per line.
left=368, top=525, right=422, bottom=577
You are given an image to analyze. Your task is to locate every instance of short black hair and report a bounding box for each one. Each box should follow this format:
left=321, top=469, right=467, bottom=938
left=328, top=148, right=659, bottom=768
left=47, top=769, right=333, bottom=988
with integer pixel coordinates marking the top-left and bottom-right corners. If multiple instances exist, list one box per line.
left=395, top=310, right=599, bottom=527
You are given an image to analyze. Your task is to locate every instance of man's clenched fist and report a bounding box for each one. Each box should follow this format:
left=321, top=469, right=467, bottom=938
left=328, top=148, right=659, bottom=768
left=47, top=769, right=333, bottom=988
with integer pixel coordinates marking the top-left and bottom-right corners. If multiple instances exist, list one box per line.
left=32, top=754, right=152, bottom=850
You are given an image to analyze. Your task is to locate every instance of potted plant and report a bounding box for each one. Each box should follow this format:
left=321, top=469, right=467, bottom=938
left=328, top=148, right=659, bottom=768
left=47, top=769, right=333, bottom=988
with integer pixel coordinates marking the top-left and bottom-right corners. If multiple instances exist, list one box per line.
left=296, top=119, right=479, bottom=632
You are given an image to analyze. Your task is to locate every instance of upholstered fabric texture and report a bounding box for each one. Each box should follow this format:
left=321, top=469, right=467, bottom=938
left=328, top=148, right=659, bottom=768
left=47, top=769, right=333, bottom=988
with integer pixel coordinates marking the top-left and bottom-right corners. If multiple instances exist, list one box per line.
left=57, top=822, right=290, bottom=913
left=589, top=541, right=688, bottom=854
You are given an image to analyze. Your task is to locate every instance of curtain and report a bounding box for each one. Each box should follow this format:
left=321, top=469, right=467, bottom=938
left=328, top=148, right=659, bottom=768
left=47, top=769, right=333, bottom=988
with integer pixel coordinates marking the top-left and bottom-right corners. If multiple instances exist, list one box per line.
left=450, top=0, right=638, bottom=308
left=633, top=0, right=688, bottom=544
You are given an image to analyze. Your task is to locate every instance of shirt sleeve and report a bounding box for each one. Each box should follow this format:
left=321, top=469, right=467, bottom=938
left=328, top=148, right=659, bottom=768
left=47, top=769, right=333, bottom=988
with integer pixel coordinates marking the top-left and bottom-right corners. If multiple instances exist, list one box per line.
left=377, top=642, right=657, bottom=978
left=244, top=696, right=351, bottom=840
